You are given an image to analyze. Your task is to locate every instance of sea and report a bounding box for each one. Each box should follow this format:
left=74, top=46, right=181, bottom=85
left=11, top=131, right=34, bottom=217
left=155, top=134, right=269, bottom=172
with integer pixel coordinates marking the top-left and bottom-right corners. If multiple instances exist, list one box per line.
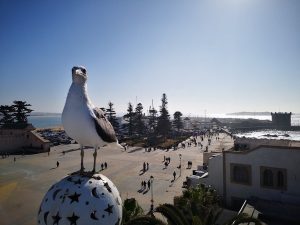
left=28, top=115, right=62, bottom=128
left=28, top=113, right=300, bottom=141
left=209, top=113, right=300, bottom=126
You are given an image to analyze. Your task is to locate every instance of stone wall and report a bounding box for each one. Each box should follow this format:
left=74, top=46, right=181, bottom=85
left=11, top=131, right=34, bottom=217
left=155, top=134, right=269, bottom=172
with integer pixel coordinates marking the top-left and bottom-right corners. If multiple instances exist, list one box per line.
left=0, top=125, right=50, bottom=153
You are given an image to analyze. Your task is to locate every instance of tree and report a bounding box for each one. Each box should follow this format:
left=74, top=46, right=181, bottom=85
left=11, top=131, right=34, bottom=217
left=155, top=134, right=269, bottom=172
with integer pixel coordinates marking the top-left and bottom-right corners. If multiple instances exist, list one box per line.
left=0, top=101, right=33, bottom=128
left=134, top=103, right=146, bottom=135
left=125, top=203, right=263, bottom=225
left=123, top=103, right=135, bottom=136
left=148, top=105, right=158, bottom=134
left=156, top=93, right=171, bottom=137
left=0, top=105, right=15, bottom=127
left=106, top=101, right=119, bottom=133
left=173, top=111, right=183, bottom=132
left=174, top=184, right=220, bottom=225
left=122, top=198, right=144, bottom=224
left=124, top=185, right=262, bottom=225
left=12, top=101, right=33, bottom=125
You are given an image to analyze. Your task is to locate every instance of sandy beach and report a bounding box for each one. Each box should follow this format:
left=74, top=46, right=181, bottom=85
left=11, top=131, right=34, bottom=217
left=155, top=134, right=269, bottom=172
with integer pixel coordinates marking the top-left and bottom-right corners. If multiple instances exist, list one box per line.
left=0, top=133, right=233, bottom=225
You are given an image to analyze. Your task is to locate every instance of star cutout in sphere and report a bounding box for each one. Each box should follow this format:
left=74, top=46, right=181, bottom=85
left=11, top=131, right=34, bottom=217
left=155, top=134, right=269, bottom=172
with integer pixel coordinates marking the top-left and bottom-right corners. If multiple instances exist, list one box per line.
left=104, top=204, right=114, bottom=216
left=52, top=211, right=61, bottom=225
left=67, top=212, right=79, bottom=225
left=104, top=182, right=112, bottom=193
left=68, top=192, right=81, bottom=204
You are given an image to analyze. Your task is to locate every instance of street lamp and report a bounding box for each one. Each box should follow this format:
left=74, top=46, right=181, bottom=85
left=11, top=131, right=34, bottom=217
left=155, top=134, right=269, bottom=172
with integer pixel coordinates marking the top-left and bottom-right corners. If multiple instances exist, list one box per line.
left=150, top=175, right=154, bottom=213
left=179, top=154, right=182, bottom=177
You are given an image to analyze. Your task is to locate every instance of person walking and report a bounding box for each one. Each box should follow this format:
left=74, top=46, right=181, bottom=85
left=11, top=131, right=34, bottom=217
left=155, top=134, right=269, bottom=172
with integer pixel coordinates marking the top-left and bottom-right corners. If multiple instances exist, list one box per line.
left=56, top=161, right=59, bottom=168
left=104, top=162, right=107, bottom=169
left=147, top=180, right=151, bottom=190
left=164, top=161, right=168, bottom=169
left=173, top=171, right=176, bottom=181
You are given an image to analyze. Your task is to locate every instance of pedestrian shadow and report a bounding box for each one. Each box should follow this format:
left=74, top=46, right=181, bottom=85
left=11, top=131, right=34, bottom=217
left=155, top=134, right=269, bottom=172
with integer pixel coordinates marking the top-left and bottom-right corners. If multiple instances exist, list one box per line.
left=127, top=147, right=144, bottom=153
left=143, top=189, right=149, bottom=195
left=139, top=170, right=146, bottom=176
left=137, top=188, right=145, bottom=193
left=169, top=176, right=180, bottom=187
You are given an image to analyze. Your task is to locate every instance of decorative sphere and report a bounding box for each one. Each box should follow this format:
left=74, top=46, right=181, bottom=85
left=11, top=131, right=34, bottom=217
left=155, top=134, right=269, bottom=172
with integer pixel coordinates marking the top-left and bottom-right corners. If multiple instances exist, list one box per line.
left=38, top=173, right=122, bottom=225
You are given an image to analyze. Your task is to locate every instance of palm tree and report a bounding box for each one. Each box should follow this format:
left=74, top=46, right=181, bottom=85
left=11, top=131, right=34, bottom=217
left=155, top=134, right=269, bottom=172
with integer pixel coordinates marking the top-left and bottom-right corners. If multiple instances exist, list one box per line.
left=124, top=203, right=262, bottom=225
left=124, top=184, right=263, bottom=225
left=123, top=198, right=144, bottom=224
left=174, top=184, right=220, bottom=224
left=125, top=215, right=165, bottom=225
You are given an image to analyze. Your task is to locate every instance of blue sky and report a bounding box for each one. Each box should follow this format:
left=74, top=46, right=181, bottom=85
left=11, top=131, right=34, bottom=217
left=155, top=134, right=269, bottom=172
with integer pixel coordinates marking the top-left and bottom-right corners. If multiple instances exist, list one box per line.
left=0, top=0, right=299, bottom=116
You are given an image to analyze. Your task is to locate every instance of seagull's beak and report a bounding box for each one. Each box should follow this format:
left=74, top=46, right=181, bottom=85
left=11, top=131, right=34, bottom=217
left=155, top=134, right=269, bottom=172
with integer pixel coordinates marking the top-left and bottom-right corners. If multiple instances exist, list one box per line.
left=74, top=69, right=86, bottom=77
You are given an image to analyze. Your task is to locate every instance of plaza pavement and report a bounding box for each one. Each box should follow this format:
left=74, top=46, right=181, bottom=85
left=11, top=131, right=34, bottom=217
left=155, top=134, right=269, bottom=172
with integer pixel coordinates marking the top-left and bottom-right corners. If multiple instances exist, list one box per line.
left=0, top=133, right=233, bottom=225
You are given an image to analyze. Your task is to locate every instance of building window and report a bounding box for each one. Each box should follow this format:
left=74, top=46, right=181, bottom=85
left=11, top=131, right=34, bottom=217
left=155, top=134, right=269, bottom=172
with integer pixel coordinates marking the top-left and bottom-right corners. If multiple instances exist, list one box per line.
left=230, top=164, right=252, bottom=185
left=263, top=169, right=273, bottom=187
left=260, top=167, right=287, bottom=190
left=277, top=171, right=284, bottom=188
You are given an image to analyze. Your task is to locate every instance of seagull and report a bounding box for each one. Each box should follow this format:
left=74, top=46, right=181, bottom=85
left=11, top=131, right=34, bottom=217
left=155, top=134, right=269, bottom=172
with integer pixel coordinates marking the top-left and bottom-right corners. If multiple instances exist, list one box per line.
left=62, top=66, right=119, bottom=173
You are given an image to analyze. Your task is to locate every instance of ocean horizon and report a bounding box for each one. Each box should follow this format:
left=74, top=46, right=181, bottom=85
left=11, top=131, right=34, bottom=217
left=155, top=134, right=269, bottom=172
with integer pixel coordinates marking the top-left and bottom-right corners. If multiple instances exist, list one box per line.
left=28, top=113, right=300, bottom=129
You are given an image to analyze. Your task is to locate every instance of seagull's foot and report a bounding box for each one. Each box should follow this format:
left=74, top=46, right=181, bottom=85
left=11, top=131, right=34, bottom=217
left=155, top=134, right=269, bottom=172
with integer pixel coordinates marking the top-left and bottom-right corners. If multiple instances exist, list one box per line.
left=80, top=169, right=84, bottom=175
left=70, top=170, right=83, bottom=175
left=71, top=170, right=96, bottom=177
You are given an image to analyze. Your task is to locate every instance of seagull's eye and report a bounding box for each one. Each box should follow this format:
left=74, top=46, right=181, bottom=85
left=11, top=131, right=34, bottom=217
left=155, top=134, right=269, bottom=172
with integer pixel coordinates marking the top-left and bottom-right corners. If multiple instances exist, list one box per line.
left=82, top=68, right=86, bottom=74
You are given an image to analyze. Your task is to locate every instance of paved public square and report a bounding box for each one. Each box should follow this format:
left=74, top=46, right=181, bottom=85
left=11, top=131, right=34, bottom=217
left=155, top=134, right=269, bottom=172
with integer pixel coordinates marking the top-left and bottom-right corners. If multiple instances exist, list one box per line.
left=0, top=133, right=233, bottom=225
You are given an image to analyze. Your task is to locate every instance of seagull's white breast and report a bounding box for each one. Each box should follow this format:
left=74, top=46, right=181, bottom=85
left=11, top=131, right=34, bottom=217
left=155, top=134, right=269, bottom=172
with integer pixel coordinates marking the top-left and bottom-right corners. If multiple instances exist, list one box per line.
left=62, top=83, right=105, bottom=147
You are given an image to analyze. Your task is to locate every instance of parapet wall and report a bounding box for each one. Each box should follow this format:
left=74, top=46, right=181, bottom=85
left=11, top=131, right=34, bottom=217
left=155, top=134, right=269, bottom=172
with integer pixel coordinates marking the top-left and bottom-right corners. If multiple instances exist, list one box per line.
left=0, top=127, right=50, bottom=153
left=234, top=137, right=300, bottom=150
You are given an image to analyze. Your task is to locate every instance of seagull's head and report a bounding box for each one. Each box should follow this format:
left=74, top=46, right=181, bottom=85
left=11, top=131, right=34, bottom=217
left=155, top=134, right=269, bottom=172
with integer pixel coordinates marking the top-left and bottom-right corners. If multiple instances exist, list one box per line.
left=72, top=66, right=88, bottom=84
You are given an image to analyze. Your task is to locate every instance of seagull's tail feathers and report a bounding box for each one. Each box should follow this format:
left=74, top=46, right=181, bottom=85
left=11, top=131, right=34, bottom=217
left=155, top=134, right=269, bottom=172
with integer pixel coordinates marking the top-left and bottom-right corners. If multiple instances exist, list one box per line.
left=107, top=141, right=125, bottom=151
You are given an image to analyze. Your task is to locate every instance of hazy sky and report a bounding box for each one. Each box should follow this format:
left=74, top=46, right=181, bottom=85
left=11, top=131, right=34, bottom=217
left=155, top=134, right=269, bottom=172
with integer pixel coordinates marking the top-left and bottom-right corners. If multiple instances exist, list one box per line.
left=0, top=0, right=299, bottom=116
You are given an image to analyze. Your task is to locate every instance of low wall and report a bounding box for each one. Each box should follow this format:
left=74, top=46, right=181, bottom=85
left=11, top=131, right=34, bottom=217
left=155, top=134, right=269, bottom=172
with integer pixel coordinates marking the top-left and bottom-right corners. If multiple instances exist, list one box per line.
left=0, top=128, right=50, bottom=153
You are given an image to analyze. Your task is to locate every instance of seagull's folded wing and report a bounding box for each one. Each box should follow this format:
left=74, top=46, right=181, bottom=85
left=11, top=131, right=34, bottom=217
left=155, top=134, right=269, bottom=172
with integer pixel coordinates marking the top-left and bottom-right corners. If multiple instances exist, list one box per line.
left=92, top=107, right=117, bottom=143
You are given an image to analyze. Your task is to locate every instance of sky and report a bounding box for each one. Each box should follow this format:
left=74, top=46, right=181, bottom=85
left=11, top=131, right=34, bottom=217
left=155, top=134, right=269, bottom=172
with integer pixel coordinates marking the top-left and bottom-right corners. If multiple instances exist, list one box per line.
left=0, top=0, right=299, bottom=116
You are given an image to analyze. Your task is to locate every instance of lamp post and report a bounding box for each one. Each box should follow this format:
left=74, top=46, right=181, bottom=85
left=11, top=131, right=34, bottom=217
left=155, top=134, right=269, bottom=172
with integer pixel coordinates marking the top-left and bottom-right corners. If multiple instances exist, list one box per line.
left=179, top=154, right=182, bottom=177
left=150, top=175, right=154, bottom=213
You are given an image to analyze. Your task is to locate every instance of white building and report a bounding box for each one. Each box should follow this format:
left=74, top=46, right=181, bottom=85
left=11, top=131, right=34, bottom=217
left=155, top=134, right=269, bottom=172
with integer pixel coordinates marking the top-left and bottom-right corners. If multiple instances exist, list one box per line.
left=196, top=140, right=300, bottom=211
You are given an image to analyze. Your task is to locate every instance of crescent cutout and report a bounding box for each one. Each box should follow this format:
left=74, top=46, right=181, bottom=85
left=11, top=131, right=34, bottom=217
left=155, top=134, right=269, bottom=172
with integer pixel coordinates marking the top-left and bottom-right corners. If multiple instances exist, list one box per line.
left=44, top=211, right=49, bottom=225
left=52, top=189, right=62, bottom=200
left=90, top=210, right=99, bottom=220
left=91, top=187, right=100, bottom=198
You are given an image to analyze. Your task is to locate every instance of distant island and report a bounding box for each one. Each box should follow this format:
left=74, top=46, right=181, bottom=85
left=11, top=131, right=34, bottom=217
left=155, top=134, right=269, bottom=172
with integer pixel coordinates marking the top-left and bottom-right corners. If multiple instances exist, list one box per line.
left=227, top=112, right=271, bottom=116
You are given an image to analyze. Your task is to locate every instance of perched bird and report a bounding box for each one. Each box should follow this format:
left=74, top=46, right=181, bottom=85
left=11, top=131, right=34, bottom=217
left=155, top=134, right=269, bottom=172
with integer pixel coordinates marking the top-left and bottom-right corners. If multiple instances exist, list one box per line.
left=62, top=66, right=119, bottom=173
